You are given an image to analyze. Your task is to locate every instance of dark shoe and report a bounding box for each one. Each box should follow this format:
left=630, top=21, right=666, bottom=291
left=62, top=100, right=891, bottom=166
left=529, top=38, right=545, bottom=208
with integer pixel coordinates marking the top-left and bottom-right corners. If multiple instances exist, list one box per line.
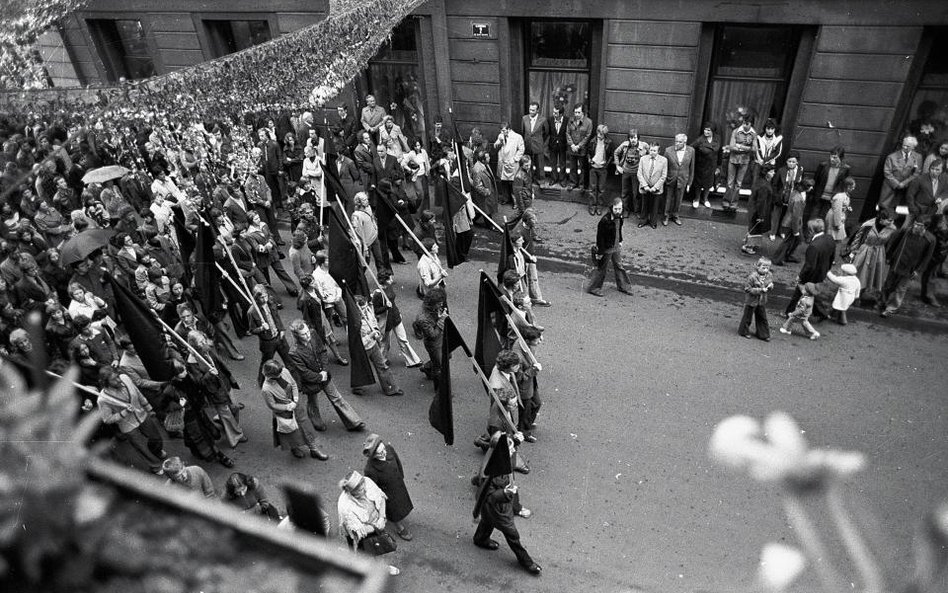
left=650, top=223, right=657, bottom=229
left=238, top=435, right=249, bottom=443
left=587, top=204, right=596, bottom=215
left=312, top=418, right=328, bottom=431
left=336, top=357, right=349, bottom=366
left=474, top=436, right=490, bottom=451
left=760, top=337, right=771, bottom=342
left=237, top=402, right=246, bottom=410
left=475, top=539, right=500, bottom=551
left=349, top=422, right=367, bottom=432
left=386, top=389, right=404, bottom=396
left=662, top=218, right=668, bottom=226
left=515, top=465, right=530, bottom=475
left=352, top=388, right=365, bottom=396
left=617, top=288, right=632, bottom=295
left=772, top=260, right=785, bottom=267
left=533, top=300, right=552, bottom=307
left=524, top=434, right=537, bottom=443
left=785, top=256, right=801, bottom=263
left=525, top=563, right=542, bottom=576
left=637, top=222, right=648, bottom=228
left=292, top=449, right=306, bottom=458
left=310, top=447, right=329, bottom=461
left=287, top=288, right=300, bottom=298
left=396, top=526, right=414, bottom=541
left=672, top=217, right=682, bottom=226
left=217, top=453, right=235, bottom=468
left=588, top=289, right=604, bottom=297
left=229, top=353, right=246, bottom=361
left=740, top=333, right=752, bottom=339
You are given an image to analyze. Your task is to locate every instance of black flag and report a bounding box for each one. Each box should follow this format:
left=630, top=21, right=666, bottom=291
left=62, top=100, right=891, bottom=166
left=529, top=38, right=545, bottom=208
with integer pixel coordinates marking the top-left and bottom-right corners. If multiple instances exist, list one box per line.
left=428, top=316, right=471, bottom=446
left=473, top=435, right=512, bottom=518
left=321, top=160, right=352, bottom=210
left=105, top=273, right=176, bottom=381
left=474, top=271, right=509, bottom=371
left=171, top=205, right=195, bottom=273
left=194, top=220, right=223, bottom=319
left=342, top=286, right=376, bottom=389
left=441, top=178, right=468, bottom=268
left=328, top=203, right=369, bottom=296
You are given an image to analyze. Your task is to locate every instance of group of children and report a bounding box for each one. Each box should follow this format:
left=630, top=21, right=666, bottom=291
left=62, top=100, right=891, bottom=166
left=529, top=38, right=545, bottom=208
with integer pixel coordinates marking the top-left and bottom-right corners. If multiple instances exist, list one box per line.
left=740, top=257, right=862, bottom=341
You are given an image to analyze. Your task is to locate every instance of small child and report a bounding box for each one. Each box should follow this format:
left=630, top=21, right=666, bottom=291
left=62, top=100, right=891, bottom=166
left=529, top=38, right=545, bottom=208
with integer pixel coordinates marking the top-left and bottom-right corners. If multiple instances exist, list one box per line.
left=825, top=263, right=862, bottom=325
left=739, top=256, right=774, bottom=341
left=780, top=282, right=820, bottom=340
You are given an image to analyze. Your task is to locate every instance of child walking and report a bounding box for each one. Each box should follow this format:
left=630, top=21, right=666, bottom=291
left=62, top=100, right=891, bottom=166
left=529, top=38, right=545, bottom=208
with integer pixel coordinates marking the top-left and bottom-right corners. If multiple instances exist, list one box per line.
left=779, top=282, right=821, bottom=340
left=825, top=263, right=862, bottom=325
left=739, top=257, right=774, bottom=341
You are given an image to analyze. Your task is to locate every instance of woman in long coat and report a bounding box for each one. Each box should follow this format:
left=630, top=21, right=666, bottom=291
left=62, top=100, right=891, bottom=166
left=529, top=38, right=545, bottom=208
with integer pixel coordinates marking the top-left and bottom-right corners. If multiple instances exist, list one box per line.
left=849, top=209, right=897, bottom=303
left=362, top=433, right=414, bottom=541
left=690, top=122, right=721, bottom=208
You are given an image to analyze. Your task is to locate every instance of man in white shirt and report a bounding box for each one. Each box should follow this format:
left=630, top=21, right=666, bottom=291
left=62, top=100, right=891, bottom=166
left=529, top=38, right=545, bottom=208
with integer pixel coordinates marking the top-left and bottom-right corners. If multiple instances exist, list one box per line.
left=312, top=250, right=347, bottom=323
left=150, top=170, right=184, bottom=203
left=637, top=144, right=668, bottom=229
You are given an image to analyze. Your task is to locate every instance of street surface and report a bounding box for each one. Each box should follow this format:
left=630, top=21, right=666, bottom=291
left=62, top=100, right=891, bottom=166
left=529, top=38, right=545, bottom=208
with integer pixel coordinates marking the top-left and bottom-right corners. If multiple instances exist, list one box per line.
left=169, top=201, right=947, bottom=593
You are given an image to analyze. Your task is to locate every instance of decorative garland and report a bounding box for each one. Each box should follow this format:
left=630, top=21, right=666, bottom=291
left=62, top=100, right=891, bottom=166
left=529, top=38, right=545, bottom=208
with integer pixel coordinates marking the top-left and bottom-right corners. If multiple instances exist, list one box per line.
left=0, top=0, right=90, bottom=90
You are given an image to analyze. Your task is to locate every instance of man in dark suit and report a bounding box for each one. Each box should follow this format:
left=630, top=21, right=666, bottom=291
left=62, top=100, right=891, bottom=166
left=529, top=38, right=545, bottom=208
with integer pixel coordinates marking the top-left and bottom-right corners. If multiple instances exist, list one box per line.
left=257, top=128, right=285, bottom=207
left=353, top=131, right=376, bottom=191
left=663, top=133, right=695, bottom=226
left=370, top=143, right=400, bottom=193
left=547, top=106, right=568, bottom=186
left=332, top=105, right=359, bottom=155
left=521, top=102, right=548, bottom=184
left=784, top=218, right=836, bottom=318
left=586, top=198, right=632, bottom=297
left=334, top=151, right=363, bottom=204
left=223, top=187, right=251, bottom=231
left=906, top=159, right=948, bottom=227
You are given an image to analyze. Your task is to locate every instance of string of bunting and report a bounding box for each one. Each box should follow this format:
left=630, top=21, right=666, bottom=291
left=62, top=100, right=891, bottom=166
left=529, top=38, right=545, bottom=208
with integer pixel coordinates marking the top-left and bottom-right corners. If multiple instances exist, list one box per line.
left=0, top=0, right=90, bottom=90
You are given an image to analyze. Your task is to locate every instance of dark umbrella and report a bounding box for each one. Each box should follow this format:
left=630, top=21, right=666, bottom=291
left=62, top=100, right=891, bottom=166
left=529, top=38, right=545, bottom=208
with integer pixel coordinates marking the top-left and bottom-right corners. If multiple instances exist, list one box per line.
left=81, top=165, right=129, bottom=185
left=59, top=228, right=115, bottom=267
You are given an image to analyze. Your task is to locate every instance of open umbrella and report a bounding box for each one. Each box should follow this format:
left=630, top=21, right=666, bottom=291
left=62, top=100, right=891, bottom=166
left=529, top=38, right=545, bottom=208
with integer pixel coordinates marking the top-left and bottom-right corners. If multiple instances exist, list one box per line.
left=82, top=165, right=129, bottom=185
left=59, top=228, right=115, bottom=267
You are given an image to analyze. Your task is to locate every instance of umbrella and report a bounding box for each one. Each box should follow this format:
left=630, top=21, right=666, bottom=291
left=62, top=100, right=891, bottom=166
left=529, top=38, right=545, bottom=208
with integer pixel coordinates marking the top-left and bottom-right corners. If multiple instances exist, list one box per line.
left=59, top=228, right=115, bottom=267
left=82, top=165, right=129, bottom=185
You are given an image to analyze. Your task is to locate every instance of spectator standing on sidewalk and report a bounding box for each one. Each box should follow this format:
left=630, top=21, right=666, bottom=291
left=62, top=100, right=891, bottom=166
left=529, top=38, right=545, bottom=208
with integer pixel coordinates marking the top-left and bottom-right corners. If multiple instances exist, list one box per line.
left=663, top=133, right=695, bottom=227
left=614, top=129, right=649, bottom=218
left=587, top=198, right=632, bottom=297
left=738, top=257, right=774, bottom=341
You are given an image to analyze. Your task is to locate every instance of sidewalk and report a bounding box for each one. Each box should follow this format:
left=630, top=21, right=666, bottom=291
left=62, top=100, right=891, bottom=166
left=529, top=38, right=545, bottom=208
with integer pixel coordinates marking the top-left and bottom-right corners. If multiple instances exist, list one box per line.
left=469, top=197, right=948, bottom=330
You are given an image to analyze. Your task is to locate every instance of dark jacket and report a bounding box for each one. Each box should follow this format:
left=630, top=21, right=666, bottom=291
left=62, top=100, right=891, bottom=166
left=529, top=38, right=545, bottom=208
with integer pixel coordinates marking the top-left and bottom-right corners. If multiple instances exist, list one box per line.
left=595, top=212, right=623, bottom=253
left=812, top=160, right=852, bottom=200
left=799, top=233, right=837, bottom=283
left=288, top=338, right=330, bottom=392
left=547, top=116, right=568, bottom=153
left=363, top=445, right=413, bottom=523
left=886, top=227, right=936, bottom=275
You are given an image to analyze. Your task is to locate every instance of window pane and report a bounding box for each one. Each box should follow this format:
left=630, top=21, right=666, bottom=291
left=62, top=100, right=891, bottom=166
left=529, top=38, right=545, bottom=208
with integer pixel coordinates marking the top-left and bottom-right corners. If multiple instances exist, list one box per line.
left=715, top=26, right=794, bottom=79
left=530, top=22, right=590, bottom=69
left=529, top=71, right=589, bottom=117
left=115, top=20, right=154, bottom=80
left=373, top=20, right=417, bottom=62
left=203, top=20, right=271, bottom=57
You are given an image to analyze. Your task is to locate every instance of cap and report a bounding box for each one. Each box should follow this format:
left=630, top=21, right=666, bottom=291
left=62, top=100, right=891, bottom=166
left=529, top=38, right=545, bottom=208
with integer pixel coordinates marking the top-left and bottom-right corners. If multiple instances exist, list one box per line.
left=361, top=433, right=382, bottom=458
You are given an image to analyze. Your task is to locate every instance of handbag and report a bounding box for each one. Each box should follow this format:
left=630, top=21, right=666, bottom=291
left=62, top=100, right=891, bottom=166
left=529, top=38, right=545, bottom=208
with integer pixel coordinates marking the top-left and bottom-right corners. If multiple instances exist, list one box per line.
left=163, top=408, right=185, bottom=433
left=275, top=411, right=299, bottom=432
left=361, top=529, right=397, bottom=556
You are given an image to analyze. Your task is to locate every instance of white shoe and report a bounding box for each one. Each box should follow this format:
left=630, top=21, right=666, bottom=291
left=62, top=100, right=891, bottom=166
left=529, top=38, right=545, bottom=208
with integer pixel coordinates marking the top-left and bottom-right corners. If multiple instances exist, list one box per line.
left=810, top=332, right=820, bottom=340
left=388, top=565, right=400, bottom=576
left=703, top=200, right=711, bottom=208
left=692, top=200, right=699, bottom=208
left=779, top=327, right=791, bottom=335
left=518, top=508, right=533, bottom=519
left=769, top=234, right=776, bottom=242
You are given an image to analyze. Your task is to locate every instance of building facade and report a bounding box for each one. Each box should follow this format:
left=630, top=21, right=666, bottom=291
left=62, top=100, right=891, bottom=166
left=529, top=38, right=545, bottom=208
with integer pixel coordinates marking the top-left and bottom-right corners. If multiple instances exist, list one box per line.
left=50, top=0, right=948, bottom=216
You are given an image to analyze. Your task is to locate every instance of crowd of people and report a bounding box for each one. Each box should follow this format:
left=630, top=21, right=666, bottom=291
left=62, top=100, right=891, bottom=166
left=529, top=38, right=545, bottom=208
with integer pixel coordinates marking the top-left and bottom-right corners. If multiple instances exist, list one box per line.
left=0, top=85, right=555, bottom=578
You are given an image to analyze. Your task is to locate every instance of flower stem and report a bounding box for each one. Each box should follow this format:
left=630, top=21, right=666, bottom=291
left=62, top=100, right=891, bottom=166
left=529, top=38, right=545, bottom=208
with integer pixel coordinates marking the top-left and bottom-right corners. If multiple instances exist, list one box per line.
left=782, top=492, right=844, bottom=593
left=826, top=484, right=885, bottom=593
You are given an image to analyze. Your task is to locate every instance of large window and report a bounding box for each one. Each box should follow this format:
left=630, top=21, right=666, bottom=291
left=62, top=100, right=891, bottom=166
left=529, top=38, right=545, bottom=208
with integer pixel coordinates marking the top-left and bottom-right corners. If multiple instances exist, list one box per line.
left=903, top=28, right=948, bottom=156
left=364, top=19, right=427, bottom=144
left=203, top=20, right=271, bottom=58
left=87, top=19, right=155, bottom=82
left=703, top=25, right=801, bottom=135
left=527, top=21, right=591, bottom=117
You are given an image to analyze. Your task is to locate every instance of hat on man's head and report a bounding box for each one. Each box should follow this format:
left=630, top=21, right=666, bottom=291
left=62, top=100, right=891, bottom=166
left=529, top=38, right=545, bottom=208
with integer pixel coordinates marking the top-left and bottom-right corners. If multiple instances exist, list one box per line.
left=361, top=433, right=382, bottom=458
left=841, top=263, right=857, bottom=275
left=340, top=470, right=364, bottom=491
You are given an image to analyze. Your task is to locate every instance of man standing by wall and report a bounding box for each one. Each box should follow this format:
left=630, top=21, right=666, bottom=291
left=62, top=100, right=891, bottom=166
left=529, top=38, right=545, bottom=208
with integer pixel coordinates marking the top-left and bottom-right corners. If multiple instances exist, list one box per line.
left=613, top=129, right=649, bottom=219
left=879, top=135, right=923, bottom=215
left=723, top=118, right=756, bottom=211
left=521, top=102, right=548, bottom=185
left=494, top=122, right=525, bottom=206
left=663, top=133, right=695, bottom=227
left=566, top=104, right=593, bottom=193
left=637, top=143, right=668, bottom=229
left=361, top=94, right=387, bottom=144
left=547, top=106, right=568, bottom=187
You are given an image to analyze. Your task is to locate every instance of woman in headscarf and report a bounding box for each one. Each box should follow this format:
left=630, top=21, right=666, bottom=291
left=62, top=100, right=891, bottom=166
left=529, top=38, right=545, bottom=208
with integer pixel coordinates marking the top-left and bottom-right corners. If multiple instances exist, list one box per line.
left=337, top=470, right=400, bottom=575
left=260, top=359, right=328, bottom=460
left=223, top=472, right=281, bottom=520
left=362, top=433, right=415, bottom=541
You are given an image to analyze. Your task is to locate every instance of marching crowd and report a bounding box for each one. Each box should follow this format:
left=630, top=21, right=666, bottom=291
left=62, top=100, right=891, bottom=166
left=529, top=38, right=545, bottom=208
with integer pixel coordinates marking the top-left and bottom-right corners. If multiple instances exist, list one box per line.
left=0, top=91, right=551, bottom=577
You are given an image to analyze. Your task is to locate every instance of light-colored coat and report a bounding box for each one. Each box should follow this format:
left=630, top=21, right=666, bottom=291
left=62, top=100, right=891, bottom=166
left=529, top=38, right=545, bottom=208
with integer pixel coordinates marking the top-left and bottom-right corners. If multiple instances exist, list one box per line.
left=637, top=154, right=669, bottom=194
left=494, top=130, right=525, bottom=181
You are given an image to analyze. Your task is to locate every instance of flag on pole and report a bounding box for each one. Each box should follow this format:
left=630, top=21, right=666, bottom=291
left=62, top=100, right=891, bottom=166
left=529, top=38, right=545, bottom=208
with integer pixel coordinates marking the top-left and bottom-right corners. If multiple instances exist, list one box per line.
left=342, top=286, right=376, bottom=389
left=428, top=315, right=472, bottom=446
left=452, top=123, right=472, bottom=196
left=474, top=271, right=509, bottom=371
left=171, top=205, right=195, bottom=272
left=472, top=435, right=512, bottom=518
left=105, top=273, right=177, bottom=381
left=441, top=178, right=467, bottom=268
left=194, top=220, right=223, bottom=319
left=321, top=160, right=351, bottom=210
left=328, top=202, right=369, bottom=296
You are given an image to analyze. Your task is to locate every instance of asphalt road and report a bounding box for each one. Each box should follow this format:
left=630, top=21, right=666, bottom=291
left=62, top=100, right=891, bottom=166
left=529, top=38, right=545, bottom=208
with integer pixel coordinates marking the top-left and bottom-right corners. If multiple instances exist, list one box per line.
left=173, top=253, right=948, bottom=593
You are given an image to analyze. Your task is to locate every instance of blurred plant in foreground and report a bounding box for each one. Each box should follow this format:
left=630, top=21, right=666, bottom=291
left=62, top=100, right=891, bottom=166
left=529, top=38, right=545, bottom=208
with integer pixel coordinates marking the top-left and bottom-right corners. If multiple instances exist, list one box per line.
left=710, top=411, right=948, bottom=593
